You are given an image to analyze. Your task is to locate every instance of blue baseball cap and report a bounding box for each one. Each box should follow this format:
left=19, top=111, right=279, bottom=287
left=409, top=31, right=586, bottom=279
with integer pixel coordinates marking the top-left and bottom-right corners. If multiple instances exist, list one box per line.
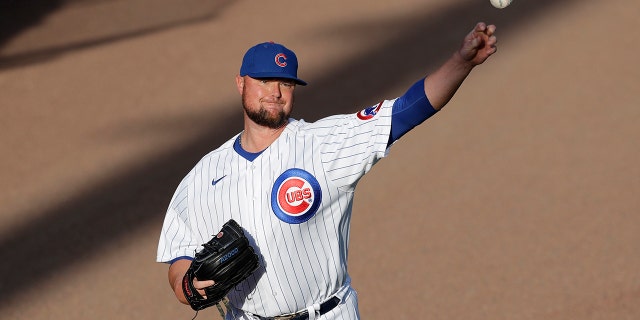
left=240, top=42, right=307, bottom=86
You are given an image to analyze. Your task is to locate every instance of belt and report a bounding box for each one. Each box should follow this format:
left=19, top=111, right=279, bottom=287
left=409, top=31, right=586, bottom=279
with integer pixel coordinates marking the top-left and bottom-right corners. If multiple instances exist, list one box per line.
left=258, top=296, right=341, bottom=320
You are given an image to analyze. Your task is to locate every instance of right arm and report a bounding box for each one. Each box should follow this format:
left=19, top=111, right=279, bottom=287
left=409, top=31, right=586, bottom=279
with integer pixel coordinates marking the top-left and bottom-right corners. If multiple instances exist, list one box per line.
left=168, top=258, right=215, bottom=305
left=424, top=22, right=497, bottom=110
left=387, top=22, right=497, bottom=144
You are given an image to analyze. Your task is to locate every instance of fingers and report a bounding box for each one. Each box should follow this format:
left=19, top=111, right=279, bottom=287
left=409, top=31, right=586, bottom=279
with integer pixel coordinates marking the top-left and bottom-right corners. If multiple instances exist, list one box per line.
left=487, top=24, right=497, bottom=36
left=473, top=23, right=497, bottom=49
left=193, top=279, right=215, bottom=299
left=474, top=22, right=496, bottom=34
left=486, top=25, right=498, bottom=52
left=474, top=23, right=496, bottom=39
left=194, top=279, right=215, bottom=289
left=475, top=22, right=487, bottom=33
left=460, top=22, right=498, bottom=64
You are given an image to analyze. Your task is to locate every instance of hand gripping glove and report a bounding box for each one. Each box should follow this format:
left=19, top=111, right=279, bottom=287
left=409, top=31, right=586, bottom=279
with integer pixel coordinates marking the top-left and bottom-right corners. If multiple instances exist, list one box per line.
left=182, top=219, right=260, bottom=311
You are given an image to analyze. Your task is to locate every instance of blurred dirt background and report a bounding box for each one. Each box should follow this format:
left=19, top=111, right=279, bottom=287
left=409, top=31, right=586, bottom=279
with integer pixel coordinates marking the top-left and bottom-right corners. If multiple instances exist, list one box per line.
left=1, top=0, right=638, bottom=319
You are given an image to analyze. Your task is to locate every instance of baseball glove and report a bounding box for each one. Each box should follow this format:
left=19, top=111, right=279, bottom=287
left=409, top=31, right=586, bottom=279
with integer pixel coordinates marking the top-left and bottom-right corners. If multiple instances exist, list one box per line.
left=182, top=219, right=260, bottom=311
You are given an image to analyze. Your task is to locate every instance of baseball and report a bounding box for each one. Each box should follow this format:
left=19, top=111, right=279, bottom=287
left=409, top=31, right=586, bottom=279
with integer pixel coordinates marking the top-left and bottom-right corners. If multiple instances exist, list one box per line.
left=490, top=0, right=512, bottom=9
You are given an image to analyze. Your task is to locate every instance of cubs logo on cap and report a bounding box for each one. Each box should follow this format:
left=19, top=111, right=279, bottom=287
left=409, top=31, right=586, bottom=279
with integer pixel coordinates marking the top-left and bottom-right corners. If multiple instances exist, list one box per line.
left=274, top=53, right=287, bottom=67
left=240, top=42, right=307, bottom=86
left=271, top=168, right=322, bottom=224
left=357, top=101, right=383, bottom=120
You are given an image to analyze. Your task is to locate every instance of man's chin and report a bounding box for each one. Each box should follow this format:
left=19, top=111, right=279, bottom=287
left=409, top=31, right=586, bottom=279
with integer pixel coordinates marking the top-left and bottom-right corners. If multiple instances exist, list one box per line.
left=243, top=104, right=290, bottom=129
left=249, top=114, right=288, bottom=129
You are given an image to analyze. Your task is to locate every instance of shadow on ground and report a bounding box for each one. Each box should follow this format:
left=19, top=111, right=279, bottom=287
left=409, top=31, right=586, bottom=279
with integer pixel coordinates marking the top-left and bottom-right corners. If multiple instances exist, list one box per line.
left=0, top=0, right=574, bottom=312
left=0, top=0, right=234, bottom=70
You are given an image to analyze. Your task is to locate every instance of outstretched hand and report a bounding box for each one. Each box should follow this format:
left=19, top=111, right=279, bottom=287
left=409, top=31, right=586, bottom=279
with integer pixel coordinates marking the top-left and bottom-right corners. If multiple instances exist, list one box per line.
left=459, top=22, right=497, bottom=66
left=423, top=22, right=499, bottom=110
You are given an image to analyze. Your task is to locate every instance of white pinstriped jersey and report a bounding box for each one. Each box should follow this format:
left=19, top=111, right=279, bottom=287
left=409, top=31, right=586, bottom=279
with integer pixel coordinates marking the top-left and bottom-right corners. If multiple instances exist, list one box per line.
left=157, top=99, right=395, bottom=319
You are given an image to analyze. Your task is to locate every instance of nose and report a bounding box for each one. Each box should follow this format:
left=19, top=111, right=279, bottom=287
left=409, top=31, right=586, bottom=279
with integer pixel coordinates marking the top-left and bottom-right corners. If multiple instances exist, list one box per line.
left=267, top=81, right=282, bottom=97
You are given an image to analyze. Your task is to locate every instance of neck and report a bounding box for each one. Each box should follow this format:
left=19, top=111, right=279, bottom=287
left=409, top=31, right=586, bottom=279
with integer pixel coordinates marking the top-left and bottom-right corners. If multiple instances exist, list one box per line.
left=240, top=121, right=288, bottom=152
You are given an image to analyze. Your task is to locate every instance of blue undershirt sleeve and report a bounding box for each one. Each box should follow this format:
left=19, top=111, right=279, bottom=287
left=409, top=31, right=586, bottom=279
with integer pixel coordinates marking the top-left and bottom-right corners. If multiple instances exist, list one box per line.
left=389, top=78, right=438, bottom=145
left=169, top=256, right=194, bottom=265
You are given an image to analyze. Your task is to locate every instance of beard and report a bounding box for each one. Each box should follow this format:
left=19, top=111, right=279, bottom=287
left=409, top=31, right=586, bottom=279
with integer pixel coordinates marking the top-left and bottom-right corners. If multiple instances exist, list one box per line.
left=242, top=94, right=291, bottom=129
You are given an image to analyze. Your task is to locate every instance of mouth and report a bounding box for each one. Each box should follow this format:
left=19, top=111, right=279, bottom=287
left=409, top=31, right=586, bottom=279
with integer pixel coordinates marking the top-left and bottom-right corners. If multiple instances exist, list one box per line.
left=261, top=100, right=284, bottom=109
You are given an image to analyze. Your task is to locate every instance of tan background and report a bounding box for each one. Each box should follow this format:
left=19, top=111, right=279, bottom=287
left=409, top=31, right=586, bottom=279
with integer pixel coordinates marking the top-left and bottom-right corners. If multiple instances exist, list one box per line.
left=1, top=0, right=638, bottom=319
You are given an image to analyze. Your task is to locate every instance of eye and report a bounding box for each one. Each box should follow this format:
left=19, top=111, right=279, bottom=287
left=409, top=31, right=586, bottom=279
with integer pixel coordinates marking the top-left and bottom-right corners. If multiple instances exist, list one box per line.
left=280, top=81, right=296, bottom=88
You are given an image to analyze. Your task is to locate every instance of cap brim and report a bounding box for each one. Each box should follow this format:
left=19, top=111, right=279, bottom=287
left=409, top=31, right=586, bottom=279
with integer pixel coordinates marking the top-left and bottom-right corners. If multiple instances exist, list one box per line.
left=246, top=72, right=307, bottom=86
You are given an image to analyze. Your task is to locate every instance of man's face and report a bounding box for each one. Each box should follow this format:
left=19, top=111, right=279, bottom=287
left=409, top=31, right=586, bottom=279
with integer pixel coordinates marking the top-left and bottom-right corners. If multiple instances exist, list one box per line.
left=237, top=76, right=296, bottom=129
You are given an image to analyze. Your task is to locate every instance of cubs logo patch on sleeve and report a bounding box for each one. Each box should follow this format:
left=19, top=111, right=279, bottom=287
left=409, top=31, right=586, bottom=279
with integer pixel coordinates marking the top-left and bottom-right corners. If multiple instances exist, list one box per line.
left=356, top=101, right=383, bottom=121
left=271, top=168, right=322, bottom=224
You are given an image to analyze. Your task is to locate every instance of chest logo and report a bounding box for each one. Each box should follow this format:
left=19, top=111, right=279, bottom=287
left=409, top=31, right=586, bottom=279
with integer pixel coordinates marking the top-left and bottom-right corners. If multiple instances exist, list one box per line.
left=211, top=175, right=226, bottom=186
left=271, top=168, right=322, bottom=224
left=356, top=101, right=383, bottom=121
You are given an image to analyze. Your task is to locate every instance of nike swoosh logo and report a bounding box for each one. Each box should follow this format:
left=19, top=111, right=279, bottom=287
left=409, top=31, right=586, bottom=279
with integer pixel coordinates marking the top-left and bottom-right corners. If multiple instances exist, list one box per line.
left=211, top=175, right=226, bottom=186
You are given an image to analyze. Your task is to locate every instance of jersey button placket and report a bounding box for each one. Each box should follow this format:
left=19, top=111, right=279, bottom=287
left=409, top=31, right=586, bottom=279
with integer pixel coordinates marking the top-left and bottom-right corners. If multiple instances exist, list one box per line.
left=250, top=164, right=258, bottom=202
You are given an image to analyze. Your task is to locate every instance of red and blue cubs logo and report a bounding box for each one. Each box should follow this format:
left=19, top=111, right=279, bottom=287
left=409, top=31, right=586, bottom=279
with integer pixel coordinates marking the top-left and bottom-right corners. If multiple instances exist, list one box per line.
left=275, top=53, right=287, bottom=67
left=356, top=102, right=383, bottom=120
left=271, top=168, right=322, bottom=224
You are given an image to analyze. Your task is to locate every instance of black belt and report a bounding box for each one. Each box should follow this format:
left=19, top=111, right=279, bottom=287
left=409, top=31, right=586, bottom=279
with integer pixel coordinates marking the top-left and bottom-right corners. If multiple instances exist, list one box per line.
left=258, top=296, right=341, bottom=320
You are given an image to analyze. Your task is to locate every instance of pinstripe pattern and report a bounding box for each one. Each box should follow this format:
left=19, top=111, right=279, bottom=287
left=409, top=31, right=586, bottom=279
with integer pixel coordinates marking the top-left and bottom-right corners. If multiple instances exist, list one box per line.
left=157, top=100, right=394, bottom=319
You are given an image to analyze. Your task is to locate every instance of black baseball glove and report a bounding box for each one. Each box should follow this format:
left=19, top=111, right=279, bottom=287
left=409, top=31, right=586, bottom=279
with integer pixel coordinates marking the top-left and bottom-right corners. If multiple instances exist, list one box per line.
left=182, top=219, right=260, bottom=311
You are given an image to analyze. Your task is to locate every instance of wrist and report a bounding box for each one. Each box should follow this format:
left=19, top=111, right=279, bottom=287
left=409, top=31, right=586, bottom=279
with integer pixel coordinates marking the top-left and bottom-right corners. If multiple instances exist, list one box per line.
left=452, top=51, right=476, bottom=71
left=174, top=275, right=189, bottom=304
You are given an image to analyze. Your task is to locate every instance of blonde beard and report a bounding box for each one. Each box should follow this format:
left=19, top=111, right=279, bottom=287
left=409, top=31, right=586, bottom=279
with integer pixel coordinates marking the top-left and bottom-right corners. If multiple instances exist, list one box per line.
left=242, top=94, right=292, bottom=129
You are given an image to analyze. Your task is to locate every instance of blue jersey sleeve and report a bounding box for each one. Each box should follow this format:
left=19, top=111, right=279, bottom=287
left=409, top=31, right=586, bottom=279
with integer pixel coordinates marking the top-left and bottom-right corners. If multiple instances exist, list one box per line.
left=389, top=78, right=438, bottom=144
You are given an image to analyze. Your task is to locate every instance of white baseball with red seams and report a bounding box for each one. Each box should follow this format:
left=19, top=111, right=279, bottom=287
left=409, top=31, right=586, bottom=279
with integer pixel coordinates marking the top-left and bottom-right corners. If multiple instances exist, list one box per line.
left=490, top=0, right=512, bottom=9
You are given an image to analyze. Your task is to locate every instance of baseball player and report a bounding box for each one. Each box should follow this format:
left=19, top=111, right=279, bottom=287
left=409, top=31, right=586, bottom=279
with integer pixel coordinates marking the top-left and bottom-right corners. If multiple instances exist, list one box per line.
left=157, top=22, right=497, bottom=319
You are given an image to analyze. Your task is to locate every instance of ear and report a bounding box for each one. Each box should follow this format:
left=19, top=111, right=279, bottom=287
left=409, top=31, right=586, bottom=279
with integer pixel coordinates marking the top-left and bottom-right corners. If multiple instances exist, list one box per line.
left=235, top=75, right=244, bottom=95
